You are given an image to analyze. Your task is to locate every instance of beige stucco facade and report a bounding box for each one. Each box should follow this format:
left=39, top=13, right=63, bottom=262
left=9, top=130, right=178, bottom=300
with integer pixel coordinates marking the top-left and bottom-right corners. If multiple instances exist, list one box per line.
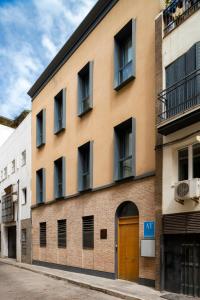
left=31, top=0, right=162, bottom=286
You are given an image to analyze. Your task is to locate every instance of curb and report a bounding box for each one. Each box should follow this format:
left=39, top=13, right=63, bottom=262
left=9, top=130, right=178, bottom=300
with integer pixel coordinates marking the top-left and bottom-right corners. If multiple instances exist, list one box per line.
left=0, top=259, right=141, bottom=300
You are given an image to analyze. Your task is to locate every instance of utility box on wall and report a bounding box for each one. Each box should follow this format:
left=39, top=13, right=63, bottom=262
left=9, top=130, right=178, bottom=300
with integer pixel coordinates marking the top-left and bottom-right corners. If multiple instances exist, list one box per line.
left=141, top=239, right=155, bottom=257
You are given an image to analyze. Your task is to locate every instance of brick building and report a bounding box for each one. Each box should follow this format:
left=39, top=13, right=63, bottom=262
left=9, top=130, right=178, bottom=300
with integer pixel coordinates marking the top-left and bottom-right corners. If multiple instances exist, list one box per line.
left=29, top=0, right=163, bottom=287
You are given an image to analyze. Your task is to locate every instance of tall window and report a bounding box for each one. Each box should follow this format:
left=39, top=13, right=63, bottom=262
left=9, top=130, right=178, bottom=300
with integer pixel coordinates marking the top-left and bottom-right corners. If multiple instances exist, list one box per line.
left=57, top=219, right=66, bottom=248
left=36, top=109, right=46, bottom=148
left=11, top=160, right=15, bottom=174
left=40, top=222, right=46, bottom=247
left=21, top=150, right=26, bottom=166
left=54, top=89, right=66, bottom=134
left=114, top=118, right=135, bottom=181
left=178, top=148, right=188, bottom=181
left=36, top=168, right=45, bottom=203
left=21, top=188, right=27, bottom=205
left=193, top=144, right=200, bottom=178
left=178, top=144, right=200, bottom=181
left=82, top=216, right=94, bottom=249
left=114, top=19, right=136, bottom=90
left=54, top=157, right=65, bottom=199
left=78, top=62, right=93, bottom=116
left=78, top=142, right=93, bottom=192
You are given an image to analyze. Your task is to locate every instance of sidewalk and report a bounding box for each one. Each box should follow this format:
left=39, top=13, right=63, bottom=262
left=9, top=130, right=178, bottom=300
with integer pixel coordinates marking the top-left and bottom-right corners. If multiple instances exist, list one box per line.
left=0, top=258, right=164, bottom=300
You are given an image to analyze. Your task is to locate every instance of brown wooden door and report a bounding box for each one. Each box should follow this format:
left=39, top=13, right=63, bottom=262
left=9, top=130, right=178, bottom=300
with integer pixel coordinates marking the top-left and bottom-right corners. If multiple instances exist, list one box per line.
left=118, top=216, right=139, bottom=281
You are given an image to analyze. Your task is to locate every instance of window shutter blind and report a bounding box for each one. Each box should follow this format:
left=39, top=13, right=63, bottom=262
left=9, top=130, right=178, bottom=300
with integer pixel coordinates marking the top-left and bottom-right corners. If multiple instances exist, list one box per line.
left=132, top=18, right=136, bottom=78
left=114, top=39, right=120, bottom=89
left=82, top=216, right=94, bottom=249
left=42, top=109, right=46, bottom=144
left=58, top=219, right=66, bottom=248
left=62, top=157, right=66, bottom=197
left=78, top=148, right=83, bottom=192
left=54, top=162, right=58, bottom=198
left=40, top=222, right=46, bottom=247
left=54, top=98, right=58, bottom=134
left=186, top=44, right=196, bottom=75
left=89, top=141, right=93, bottom=189
left=36, top=114, right=40, bottom=147
left=42, top=168, right=46, bottom=202
left=77, top=74, right=82, bottom=116
left=62, top=88, right=66, bottom=129
left=89, top=62, right=93, bottom=109
left=36, top=171, right=40, bottom=203
left=131, top=118, right=136, bottom=177
left=114, top=129, right=120, bottom=181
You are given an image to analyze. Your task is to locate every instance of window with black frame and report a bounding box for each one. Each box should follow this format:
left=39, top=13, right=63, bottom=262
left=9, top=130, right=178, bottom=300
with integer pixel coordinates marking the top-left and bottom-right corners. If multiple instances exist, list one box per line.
left=114, top=19, right=136, bottom=90
left=78, top=142, right=93, bottom=192
left=82, top=216, right=94, bottom=249
left=114, top=118, right=135, bottom=181
left=178, top=148, right=188, bottom=181
left=78, top=62, right=93, bottom=116
left=193, top=143, right=200, bottom=178
left=54, top=157, right=65, bottom=199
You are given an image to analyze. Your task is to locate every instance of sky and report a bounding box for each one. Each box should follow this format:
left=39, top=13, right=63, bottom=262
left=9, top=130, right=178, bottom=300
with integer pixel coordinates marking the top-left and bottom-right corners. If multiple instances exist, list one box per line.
left=0, top=0, right=97, bottom=119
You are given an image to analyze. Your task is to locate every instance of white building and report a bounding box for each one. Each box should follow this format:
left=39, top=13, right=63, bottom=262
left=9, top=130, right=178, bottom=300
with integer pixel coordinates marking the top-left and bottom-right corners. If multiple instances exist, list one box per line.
left=0, top=112, right=31, bottom=263
left=156, top=0, right=200, bottom=297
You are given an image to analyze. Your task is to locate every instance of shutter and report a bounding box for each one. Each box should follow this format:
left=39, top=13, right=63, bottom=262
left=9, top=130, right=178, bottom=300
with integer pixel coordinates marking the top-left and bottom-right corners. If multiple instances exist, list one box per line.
left=42, top=109, right=46, bottom=144
left=195, top=42, right=200, bottom=104
left=36, top=114, right=40, bottom=147
left=131, top=118, right=136, bottom=177
left=82, top=216, right=94, bottom=249
left=54, top=97, right=58, bottom=134
left=78, top=148, right=83, bottom=192
left=132, top=18, right=136, bottom=78
left=40, top=222, right=46, bottom=247
left=77, top=74, right=82, bottom=115
left=54, top=161, right=58, bottom=198
left=62, top=157, right=66, bottom=197
left=62, top=88, right=66, bottom=129
left=57, top=219, right=66, bottom=248
left=114, top=38, right=120, bottom=89
left=89, top=141, right=93, bottom=189
left=114, top=128, right=120, bottom=181
left=36, top=171, right=40, bottom=203
left=186, top=44, right=196, bottom=75
left=89, top=62, right=93, bottom=109
left=42, top=168, right=46, bottom=202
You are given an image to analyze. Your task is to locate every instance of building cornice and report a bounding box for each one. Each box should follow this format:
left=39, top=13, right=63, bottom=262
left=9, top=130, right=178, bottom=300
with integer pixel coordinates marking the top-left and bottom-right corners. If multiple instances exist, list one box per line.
left=28, top=0, right=119, bottom=100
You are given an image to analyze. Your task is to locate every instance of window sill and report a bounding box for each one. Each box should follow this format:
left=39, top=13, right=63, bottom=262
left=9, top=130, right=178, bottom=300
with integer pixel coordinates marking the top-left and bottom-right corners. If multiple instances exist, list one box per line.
left=36, top=142, right=45, bottom=149
left=114, top=174, right=135, bottom=183
left=54, top=127, right=65, bottom=135
left=78, top=107, right=92, bottom=118
left=83, top=247, right=94, bottom=250
left=114, top=74, right=135, bottom=91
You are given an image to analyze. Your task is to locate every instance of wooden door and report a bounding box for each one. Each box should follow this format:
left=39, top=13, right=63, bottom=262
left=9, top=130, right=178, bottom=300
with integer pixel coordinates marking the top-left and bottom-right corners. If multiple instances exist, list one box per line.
left=118, top=216, right=139, bottom=281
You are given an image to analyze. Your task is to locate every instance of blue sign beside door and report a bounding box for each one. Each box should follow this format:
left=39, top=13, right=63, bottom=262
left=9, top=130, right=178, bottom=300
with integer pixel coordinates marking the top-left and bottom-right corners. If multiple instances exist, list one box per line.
left=144, top=221, right=155, bottom=238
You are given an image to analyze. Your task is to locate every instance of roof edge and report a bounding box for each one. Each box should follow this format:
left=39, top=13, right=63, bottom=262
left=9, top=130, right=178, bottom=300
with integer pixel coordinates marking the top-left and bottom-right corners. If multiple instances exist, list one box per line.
left=28, top=0, right=119, bottom=100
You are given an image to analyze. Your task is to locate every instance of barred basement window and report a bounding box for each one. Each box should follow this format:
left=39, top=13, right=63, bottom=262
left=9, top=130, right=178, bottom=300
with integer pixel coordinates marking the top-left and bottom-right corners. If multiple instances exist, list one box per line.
left=57, top=219, right=66, bottom=248
left=82, top=216, right=94, bottom=249
left=40, top=222, right=46, bottom=247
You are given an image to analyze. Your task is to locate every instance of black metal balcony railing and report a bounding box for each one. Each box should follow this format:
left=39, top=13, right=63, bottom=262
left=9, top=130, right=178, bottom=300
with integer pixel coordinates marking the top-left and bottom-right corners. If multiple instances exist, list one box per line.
left=163, top=0, right=200, bottom=35
left=158, top=68, right=200, bottom=122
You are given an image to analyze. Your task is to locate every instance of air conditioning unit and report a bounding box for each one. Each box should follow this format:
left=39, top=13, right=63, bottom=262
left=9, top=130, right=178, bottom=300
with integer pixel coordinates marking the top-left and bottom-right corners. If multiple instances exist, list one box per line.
left=175, top=179, right=200, bottom=204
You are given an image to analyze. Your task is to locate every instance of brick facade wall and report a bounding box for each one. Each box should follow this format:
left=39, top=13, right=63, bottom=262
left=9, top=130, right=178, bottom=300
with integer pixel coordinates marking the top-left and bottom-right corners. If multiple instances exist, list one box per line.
left=32, top=176, right=156, bottom=281
left=21, top=218, right=32, bottom=264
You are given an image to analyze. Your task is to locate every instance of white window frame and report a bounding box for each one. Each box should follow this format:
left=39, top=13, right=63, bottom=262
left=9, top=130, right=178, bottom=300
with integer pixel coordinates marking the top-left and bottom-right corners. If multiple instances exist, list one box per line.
left=177, top=143, right=200, bottom=181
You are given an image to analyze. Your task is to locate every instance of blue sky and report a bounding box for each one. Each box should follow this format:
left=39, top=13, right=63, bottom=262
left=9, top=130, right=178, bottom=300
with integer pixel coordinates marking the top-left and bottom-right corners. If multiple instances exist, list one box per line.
left=0, top=0, right=97, bottom=118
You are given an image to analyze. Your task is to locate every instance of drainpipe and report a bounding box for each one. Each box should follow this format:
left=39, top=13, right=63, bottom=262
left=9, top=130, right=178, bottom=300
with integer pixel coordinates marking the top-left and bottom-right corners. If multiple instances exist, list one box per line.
left=16, top=179, right=21, bottom=263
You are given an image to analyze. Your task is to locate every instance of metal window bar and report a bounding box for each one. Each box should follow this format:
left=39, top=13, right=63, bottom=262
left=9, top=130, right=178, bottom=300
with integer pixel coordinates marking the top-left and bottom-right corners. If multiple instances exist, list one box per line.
left=163, top=0, right=200, bottom=35
left=158, top=68, right=200, bottom=123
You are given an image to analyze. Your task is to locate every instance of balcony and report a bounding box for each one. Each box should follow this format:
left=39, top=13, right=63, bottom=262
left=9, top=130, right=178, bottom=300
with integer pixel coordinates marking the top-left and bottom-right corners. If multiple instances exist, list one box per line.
left=163, top=0, right=200, bottom=36
left=157, top=68, right=200, bottom=135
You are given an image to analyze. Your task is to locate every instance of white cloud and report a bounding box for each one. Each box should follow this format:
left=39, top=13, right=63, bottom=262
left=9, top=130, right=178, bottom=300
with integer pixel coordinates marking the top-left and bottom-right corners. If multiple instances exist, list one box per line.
left=0, top=0, right=97, bottom=118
